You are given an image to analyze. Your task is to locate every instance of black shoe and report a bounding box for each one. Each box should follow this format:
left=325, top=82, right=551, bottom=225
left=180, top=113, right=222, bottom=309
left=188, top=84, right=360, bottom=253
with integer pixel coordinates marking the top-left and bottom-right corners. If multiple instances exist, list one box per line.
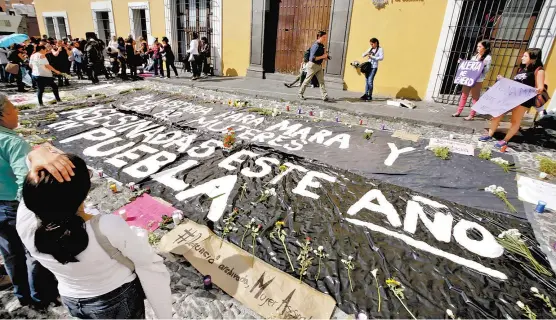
left=323, top=97, right=329, bottom=102
left=284, top=83, right=292, bottom=88
left=360, top=94, right=368, bottom=100
left=17, top=89, right=28, bottom=93
left=367, top=96, right=373, bottom=101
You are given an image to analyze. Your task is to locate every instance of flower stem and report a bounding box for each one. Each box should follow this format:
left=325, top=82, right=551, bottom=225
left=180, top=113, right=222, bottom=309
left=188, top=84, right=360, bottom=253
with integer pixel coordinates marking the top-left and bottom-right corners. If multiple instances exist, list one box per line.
left=375, top=278, right=381, bottom=312
left=281, top=239, right=295, bottom=272
left=252, top=236, right=256, bottom=266
left=395, top=294, right=416, bottom=320
left=315, top=257, right=322, bottom=281
left=240, top=229, right=248, bottom=249
left=348, top=269, right=353, bottom=292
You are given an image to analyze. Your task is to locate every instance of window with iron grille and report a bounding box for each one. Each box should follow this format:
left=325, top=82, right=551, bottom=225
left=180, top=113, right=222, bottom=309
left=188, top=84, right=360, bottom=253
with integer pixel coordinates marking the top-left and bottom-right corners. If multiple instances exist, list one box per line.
left=176, top=0, right=213, bottom=61
left=432, top=0, right=550, bottom=105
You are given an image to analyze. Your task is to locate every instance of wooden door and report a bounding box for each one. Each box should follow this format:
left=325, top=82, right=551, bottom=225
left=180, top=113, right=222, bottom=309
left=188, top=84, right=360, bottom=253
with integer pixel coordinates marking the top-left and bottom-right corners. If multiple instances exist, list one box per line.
left=275, top=0, right=332, bottom=74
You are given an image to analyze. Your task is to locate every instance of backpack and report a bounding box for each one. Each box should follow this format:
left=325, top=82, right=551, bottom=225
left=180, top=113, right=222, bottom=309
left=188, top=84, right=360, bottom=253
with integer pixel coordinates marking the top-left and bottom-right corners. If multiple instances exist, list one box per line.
left=303, top=48, right=311, bottom=63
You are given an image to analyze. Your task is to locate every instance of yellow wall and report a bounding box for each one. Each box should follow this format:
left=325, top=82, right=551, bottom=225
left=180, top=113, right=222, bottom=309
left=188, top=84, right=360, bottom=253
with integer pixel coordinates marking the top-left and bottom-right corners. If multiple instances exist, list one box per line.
left=148, top=0, right=166, bottom=39
left=222, top=0, right=251, bottom=77
left=34, top=0, right=94, bottom=39
left=343, top=0, right=448, bottom=100
left=34, top=0, right=167, bottom=41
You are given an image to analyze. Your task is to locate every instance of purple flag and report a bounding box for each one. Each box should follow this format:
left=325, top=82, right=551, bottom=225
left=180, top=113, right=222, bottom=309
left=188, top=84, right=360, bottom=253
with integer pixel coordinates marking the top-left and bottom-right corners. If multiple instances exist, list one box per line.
left=454, top=60, right=485, bottom=87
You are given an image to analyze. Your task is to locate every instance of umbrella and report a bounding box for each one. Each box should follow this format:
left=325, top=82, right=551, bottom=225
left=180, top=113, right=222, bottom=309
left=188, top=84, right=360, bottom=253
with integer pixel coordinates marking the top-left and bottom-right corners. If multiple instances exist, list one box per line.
left=0, top=34, right=29, bottom=48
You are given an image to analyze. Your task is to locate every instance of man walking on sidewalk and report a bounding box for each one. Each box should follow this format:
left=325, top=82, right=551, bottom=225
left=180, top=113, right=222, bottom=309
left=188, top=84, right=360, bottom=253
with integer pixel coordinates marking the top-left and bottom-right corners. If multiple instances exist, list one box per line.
left=299, top=31, right=329, bottom=101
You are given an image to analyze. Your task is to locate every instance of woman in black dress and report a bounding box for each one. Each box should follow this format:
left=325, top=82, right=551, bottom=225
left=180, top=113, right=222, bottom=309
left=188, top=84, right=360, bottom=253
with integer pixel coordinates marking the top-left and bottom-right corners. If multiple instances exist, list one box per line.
left=125, top=36, right=138, bottom=78
left=161, top=37, right=178, bottom=78
left=479, top=48, right=546, bottom=148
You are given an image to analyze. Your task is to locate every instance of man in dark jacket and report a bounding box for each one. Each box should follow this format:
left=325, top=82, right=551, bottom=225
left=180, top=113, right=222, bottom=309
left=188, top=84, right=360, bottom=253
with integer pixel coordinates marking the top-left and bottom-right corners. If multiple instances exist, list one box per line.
left=84, top=39, right=102, bottom=84
left=298, top=31, right=329, bottom=101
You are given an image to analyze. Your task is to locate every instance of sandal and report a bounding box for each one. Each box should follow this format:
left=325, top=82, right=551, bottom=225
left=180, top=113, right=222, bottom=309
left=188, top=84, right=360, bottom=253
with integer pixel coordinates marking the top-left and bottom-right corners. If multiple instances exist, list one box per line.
left=451, top=113, right=461, bottom=117
left=463, top=116, right=474, bottom=121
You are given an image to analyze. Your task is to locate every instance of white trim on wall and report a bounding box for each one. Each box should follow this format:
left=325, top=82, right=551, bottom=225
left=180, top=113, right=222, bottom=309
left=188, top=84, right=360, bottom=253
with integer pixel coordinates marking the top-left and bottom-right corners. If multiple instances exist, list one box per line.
left=42, top=11, right=70, bottom=38
left=425, top=0, right=461, bottom=102
left=212, top=0, right=222, bottom=76
left=90, top=0, right=116, bottom=42
left=163, top=0, right=177, bottom=49
left=529, top=0, right=556, bottom=63
left=128, top=1, right=151, bottom=40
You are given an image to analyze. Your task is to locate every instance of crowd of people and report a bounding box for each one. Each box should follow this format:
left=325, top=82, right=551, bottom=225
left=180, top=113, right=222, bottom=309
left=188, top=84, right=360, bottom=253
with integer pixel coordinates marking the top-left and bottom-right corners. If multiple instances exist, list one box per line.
left=0, top=32, right=212, bottom=106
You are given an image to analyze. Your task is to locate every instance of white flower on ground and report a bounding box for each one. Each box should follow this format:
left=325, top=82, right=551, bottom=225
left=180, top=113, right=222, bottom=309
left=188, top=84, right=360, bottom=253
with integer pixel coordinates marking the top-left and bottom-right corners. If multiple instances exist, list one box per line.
left=341, top=259, right=346, bottom=264
left=491, top=157, right=509, bottom=165
left=250, top=218, right=255, bottom=223
left=313, top=250, right=318, bottom=254
left=371, top=268, right=378, bottom=279
left=498, top=231, right=506, bottom=238
left=348, top=255, right=353, bottom=261
left=495, top=186, right=506, bottom=193
left=485, top=185, right=497, bottom=193
left=517, top=301, right=525, bottom=308
left=318, top=246, right=324, bottom=251
left=446, top=309, right=454, bottom=317
left=530, top=287, right=539, bottom=294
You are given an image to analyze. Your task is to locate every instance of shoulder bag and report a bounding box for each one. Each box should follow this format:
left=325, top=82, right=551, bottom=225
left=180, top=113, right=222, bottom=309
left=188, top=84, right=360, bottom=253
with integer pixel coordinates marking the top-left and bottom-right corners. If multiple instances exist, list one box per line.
left=6, top=62, right=19, bottom=75
left=534, top=67, right=550, bottom=109
left=90, top=215, right=135, bottom=271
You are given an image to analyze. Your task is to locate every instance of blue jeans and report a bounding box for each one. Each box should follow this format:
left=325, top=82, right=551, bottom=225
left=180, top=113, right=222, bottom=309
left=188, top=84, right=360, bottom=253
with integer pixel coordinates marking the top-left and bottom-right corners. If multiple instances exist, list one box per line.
left=0, top=200, right=58, bottom=305
left=62, top=278, right=146, bottom=319
left=365, top=68, right=378, bottom=97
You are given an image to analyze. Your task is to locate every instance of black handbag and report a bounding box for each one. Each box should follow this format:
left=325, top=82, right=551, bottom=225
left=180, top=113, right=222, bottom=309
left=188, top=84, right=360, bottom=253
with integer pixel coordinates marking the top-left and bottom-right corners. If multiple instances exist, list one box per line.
left=359, top=61, right=372, bottom=74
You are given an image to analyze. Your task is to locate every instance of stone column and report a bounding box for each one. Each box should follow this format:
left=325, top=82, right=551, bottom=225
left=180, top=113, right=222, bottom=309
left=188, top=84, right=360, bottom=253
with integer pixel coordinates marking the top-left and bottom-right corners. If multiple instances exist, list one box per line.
left=246, top=0, right=266, bottom=78
left=324, top=0, right=354, bottom=89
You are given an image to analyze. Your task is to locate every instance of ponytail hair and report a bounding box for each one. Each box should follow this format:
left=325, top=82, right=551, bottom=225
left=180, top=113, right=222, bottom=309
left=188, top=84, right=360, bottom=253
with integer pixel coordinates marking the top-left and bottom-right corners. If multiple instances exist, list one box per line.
left=370, top=38, right=380, bottom=48
left=23, top=154, right=91, bottom=264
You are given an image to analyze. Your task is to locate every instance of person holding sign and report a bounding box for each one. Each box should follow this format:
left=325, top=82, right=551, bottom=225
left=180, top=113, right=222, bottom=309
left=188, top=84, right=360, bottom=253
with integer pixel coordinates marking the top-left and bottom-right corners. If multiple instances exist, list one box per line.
left=452, top=40, right=492, bottom=120
left=479, top=48, right=545, bottom=148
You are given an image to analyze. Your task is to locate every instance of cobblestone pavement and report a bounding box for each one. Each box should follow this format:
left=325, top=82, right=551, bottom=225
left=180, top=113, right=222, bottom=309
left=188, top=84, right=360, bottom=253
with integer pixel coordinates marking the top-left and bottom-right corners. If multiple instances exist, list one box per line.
left=0, top=76, right=554, bottom=318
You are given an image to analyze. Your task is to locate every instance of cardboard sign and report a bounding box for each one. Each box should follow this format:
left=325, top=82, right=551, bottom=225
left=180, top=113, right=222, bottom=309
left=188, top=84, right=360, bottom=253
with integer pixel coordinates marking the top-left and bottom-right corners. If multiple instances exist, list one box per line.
left=454, top=60, right=484, bottom=87
left=517, top=175, right=556, bottom=211
left=392, top=130, right=420, bottom=142
left=160, top=221, right=336, bottom=320
left=472, top=78, right=537, bottom=117
left=428, top=138, right=475, bottom=156
left=112, top=194, right=176, bottom=231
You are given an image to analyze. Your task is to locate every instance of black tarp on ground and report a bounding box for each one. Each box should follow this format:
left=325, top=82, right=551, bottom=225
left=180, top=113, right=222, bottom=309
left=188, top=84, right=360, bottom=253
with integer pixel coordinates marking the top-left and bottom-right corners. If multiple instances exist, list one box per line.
left=40, top=92, right=556, bottom=319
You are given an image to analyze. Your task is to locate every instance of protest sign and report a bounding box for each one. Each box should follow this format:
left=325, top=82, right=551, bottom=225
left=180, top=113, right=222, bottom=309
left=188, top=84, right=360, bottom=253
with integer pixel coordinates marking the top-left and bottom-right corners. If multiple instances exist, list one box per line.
left=428, top=138, right=475, bottom=156
left=160, top=221, right=337, bottom=320
left=454, top=60, right=484, bottom=87
left=517, top=175, right=556, bottom=211
left=472, top=78, right=537, bottom=117
left=112, top=194, right=176, bottom=231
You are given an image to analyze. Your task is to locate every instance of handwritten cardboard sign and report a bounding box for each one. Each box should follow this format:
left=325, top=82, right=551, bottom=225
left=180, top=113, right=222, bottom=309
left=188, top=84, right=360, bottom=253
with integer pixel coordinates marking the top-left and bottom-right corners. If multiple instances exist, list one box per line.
left=428, top=138, right=475, bottom=156
left=517, top=175, right=556, bottom=211
left=160, top=221, right=336, bottom=319
left=454, top=60, right=484, bottom=87
left=472, top=78, right=537, bottom=117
